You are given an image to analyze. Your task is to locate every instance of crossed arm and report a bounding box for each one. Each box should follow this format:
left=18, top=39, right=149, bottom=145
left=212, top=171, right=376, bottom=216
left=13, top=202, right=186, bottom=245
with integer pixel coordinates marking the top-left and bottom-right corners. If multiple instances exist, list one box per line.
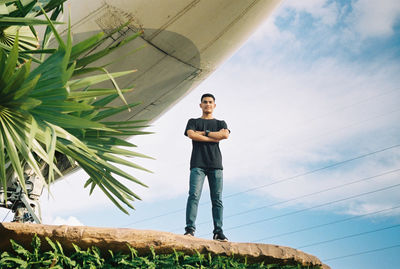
left=186, top=129, right=229, bottom=142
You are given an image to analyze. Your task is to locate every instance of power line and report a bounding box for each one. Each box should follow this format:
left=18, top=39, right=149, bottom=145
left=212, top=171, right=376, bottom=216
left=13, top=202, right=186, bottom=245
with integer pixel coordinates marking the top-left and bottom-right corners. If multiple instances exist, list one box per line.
left=122, top=208, right=184, bottom=227
left=1, top=210, right=11, bottom=222
left=269, top=106, right=400, bottom=157
left=170, top=168, right=400, bottom=233
left=296, top=224, right=400, bottom=249
left=123, top=144, right=400, bottom=227
left=252, top=204, right=400, bottom=242
left=172, top=168, right=400, bottom=232
left=302, top=86, right=400, bottom=125
left=224, top=144, right=400, bottom=199
left=323, top=244, right=400, bottom=262
left=1, top=199, right=17, bottom=222
left=256, top=86, right=400, bottom=145
left=198, top=182, right=400, bottom=236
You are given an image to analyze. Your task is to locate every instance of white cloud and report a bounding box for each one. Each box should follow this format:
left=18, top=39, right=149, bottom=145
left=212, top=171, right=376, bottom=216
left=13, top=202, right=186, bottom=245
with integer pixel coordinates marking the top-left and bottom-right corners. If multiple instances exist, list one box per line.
left=0, top=202, right=83, bottom=226
left=282, top=0, right=400, bottom=39
left=39, top=169, right=111, bottom=217
left=279, top=0, right=400, bottom=38
left=284, top=0, right=339, bottom=26
left=350, top=0, right=400, bottom=38
left=50, top=216, right=84, bottom=226
left=250, top=14, right=298, bottom=45
left=253, top=0, right=400, bottom=57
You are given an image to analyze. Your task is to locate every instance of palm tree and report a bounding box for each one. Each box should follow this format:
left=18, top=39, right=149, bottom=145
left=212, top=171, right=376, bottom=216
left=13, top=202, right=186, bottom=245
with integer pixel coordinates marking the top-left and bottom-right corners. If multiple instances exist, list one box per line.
left=0, top=1, right=152, bottom=222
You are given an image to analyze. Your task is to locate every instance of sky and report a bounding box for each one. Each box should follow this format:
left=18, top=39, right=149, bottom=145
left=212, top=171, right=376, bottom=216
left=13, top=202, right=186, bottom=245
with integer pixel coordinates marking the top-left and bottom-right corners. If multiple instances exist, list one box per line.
left=2, top=0, right=400, bottom=268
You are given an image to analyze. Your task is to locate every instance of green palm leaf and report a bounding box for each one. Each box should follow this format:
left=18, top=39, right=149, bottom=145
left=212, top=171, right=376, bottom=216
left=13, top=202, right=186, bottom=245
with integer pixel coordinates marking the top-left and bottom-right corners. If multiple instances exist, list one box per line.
left=0, top=26, right=38, bottom=52
left=0, top=10, right=151, bottom=214
left=0, top=16, right=62, bottom=27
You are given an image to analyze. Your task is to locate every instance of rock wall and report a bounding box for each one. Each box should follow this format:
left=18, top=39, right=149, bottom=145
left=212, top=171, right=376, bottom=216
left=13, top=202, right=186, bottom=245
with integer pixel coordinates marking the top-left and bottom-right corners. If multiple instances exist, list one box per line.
left=0, top=223, right=330, bottom=268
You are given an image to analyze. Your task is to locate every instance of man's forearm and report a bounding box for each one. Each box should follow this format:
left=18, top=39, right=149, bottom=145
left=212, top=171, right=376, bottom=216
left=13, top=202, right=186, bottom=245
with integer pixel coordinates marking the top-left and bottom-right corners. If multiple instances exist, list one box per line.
left=188, top=131, right=219, bottom=142
left=191, top=129, right=229, bottom=141
left=207, top=129, right=229, bottom=140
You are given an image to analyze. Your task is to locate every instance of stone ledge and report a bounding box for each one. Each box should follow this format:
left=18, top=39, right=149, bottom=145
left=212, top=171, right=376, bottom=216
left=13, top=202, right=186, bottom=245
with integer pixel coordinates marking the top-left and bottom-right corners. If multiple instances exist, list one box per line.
left=0, top=223, right=330, bottom=268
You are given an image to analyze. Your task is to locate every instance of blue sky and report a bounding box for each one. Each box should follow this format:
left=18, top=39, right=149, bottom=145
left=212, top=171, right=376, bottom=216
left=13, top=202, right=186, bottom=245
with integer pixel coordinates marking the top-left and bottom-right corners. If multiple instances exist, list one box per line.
left=2, top=0, right=400, bottom=268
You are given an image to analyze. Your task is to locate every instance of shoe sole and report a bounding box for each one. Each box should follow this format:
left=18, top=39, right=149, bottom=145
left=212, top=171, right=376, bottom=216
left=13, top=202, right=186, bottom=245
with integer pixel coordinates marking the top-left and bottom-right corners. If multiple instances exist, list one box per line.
left=213, top=238, right=228, bottom=242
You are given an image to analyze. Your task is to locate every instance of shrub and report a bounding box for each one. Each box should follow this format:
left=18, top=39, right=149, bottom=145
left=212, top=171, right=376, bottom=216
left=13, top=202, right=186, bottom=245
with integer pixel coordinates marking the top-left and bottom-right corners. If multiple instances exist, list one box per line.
left=0, top=234, right=321, bottom=269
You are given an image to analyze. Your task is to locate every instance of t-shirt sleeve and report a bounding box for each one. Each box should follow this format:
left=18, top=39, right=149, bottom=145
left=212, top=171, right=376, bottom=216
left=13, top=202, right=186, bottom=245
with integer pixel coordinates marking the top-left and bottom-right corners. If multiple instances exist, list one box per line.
left=184, top=119, right=196, bottom=136
left=220, top=120, right=231, bottom=133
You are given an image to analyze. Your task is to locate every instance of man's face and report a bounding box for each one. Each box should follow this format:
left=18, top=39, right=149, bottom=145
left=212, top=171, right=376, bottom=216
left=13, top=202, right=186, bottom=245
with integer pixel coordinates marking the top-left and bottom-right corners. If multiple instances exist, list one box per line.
left=200, top=97, right=216, bottom=114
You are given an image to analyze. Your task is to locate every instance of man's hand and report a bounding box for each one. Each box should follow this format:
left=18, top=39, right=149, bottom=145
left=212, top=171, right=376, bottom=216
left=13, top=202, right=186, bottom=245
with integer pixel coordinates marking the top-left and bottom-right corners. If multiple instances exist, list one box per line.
left=187, top=129, right=229, bottom=142
left=208, top=128, right=229, bottom=140
left=187, top=130, right=219, bottom=142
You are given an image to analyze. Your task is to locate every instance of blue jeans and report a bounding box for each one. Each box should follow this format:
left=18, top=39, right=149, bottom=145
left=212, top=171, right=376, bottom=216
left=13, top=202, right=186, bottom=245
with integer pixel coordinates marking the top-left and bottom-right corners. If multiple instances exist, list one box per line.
left=185, top=168, right=223, bottom=234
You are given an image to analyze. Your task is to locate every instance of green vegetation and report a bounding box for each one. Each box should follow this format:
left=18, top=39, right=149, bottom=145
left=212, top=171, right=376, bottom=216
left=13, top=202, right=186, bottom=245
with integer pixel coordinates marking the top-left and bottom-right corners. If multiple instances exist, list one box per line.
left=0, top=235, right=321, bottom=269
left=0, top=0, right=151, bottom=214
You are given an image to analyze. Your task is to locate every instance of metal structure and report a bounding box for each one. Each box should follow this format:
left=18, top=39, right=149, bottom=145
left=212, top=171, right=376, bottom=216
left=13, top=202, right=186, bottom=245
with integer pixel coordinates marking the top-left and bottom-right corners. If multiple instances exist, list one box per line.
left=1, top=166, right=44, bottom=223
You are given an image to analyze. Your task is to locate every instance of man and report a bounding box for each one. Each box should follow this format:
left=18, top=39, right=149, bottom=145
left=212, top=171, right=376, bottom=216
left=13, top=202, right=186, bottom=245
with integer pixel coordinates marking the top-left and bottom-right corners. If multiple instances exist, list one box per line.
left=184, top=93, right=230, bottom=241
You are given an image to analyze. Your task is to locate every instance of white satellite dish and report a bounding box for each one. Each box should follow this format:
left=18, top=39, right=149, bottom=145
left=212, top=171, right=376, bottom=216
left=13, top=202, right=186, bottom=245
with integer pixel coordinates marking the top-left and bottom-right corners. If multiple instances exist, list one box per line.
left=62, top=0, right=282, bottom=123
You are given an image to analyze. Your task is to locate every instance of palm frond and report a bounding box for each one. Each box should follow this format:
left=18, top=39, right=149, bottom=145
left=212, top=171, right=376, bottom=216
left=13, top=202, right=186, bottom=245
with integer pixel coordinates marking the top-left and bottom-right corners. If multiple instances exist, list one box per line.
left=0, top=12, right=150, bottom=213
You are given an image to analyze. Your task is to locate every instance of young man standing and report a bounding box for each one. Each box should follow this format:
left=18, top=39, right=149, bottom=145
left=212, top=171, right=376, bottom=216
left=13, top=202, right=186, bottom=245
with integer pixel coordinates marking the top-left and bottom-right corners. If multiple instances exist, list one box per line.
left=184, top=93, right=230, bottom=241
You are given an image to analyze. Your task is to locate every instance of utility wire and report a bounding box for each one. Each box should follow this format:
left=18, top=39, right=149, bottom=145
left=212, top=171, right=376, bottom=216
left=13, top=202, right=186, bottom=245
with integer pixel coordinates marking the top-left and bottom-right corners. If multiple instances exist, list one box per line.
left=123, top=144, right=400, bottom=227
left=255, top=87, right=400, bottom=145
left=1, top=199, right=17, bottom=222
left=122, top=208, right=185, bottom=227
left=323, top=244, right=400, bottom=262
left=267, top=106, right=400, bottom=157
left=1, top=210, right=11, bottom=222
left=252, top=98, right=400, bottom=169
left=296, top=224, right=400, bottom=249
left=252, top=204, right=400, bottom=242
left=169, top=168, right=400, bottom=232
left=170, top=168, right=400, bottom=233
left=199, top=182, right=400, bottom=237
left=224, top=143, right=400, bottom=200
left=301, top=86, right=400, bottom=125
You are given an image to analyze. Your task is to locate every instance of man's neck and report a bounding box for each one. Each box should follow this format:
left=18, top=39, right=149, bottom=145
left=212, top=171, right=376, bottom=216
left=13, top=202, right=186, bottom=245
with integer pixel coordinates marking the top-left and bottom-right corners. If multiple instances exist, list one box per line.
left=201, top=113, right=214, bottom=119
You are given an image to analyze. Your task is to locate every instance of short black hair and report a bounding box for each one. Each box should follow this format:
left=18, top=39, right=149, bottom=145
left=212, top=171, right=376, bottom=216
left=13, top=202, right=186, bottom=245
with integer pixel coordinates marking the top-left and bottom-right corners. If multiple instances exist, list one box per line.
left=201, top=93, right=215, bottom=102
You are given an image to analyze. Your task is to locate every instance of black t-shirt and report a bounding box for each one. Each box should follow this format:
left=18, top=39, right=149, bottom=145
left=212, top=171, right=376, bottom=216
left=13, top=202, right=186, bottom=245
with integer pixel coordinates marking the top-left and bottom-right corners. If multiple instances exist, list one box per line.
left=184, top=118, right=229, bottom=170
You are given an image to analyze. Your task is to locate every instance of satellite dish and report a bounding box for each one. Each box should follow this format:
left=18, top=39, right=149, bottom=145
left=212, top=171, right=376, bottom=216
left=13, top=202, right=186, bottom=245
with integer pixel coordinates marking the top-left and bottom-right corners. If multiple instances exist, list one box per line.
left=63, top=0, right=282, bottom=123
